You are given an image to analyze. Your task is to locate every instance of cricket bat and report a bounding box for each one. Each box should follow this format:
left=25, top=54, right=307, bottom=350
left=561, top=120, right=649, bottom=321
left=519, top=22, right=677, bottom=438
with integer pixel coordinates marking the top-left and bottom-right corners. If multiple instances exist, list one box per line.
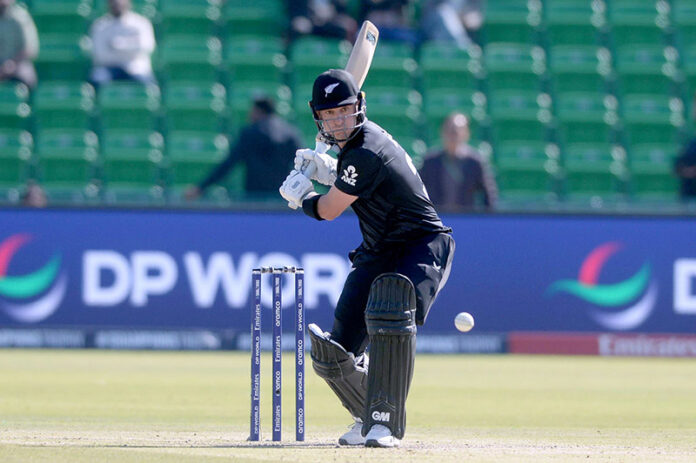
left=305, top=21, right=380, bottom=173
left=289, top=21, right=379, bottom=208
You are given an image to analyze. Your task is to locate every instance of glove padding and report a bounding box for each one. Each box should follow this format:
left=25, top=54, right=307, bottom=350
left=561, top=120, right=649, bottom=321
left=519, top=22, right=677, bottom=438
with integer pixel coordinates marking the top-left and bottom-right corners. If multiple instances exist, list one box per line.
left=279, top=169, right=315, bottom=210
left=294, top=148, right=337, bottom=186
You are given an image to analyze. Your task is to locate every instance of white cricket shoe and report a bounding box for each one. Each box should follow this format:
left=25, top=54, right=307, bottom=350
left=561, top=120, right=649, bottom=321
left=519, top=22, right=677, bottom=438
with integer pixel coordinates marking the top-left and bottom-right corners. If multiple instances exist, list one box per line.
left=365, top=424, right=400, bottom=448
left=338, top=418, right=365, bottom=446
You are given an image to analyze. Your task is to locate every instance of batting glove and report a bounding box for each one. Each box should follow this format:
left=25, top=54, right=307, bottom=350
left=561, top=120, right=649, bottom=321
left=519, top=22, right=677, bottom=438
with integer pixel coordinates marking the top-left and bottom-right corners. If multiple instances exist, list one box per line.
left=280, top=169, right=316, bottom=210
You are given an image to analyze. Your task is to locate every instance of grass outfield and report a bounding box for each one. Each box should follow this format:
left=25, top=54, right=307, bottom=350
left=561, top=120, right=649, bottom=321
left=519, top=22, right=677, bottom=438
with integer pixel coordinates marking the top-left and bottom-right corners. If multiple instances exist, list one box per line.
left=0, top=350, right=695, bottom=462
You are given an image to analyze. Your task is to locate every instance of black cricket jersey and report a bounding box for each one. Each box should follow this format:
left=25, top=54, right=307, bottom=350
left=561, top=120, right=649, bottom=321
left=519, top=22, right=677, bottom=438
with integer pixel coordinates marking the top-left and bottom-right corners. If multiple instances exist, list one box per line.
left=334, top=121, right=451, bottom=253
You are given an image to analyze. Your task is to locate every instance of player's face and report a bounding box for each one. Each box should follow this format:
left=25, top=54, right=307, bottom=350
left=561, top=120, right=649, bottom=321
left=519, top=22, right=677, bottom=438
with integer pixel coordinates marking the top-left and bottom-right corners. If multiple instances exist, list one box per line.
left=317, top=104, right=358, bottom=142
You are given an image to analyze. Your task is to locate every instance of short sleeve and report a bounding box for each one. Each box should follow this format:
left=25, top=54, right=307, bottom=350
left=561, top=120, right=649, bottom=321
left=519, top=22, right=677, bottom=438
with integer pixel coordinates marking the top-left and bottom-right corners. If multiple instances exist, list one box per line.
left=335, top=148, right=384, bottom=197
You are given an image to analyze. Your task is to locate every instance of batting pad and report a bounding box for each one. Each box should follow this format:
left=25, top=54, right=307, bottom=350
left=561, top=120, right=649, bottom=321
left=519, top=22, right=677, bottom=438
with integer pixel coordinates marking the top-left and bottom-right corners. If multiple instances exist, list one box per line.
left=308, top=323, right=368, bottom=420
left=363, top=273, right=416, bottom=439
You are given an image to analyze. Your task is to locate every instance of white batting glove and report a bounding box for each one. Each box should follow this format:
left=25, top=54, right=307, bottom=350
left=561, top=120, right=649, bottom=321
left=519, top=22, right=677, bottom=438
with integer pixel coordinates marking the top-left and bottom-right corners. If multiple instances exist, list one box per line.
left=293, top=148, right=337, bottom=186
left=279, top=170, right=315, bottom=210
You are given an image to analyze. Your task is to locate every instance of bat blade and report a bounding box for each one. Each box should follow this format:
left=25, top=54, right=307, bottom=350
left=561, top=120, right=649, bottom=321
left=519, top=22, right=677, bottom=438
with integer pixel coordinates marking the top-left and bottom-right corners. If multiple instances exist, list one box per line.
left=344, top=20, right=379, bottom=89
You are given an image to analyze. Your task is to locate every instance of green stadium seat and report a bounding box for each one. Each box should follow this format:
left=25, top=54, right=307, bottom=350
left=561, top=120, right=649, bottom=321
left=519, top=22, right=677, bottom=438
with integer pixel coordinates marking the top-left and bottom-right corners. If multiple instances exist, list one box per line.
left=608, top=0, right=668, bottom=48
left=223, top=0, right=286, bottom=37
left=361, top=86, right=422, bottom=141
left=34, top=34, right=90, bottom=81
left=35, top=129, right=100, bottom=202
left=629, top=143, right=679, bottom=199
left=0, top=82, right=31, bottom=130
left=563, top=143, right=628, bottom=197
left=484, top=43, right=545, bottom=93
left=483, top=0, right=541, bottom=43
left=97, top=82, right=161, bottom=130
left=555, top=92, right=618, bottom=145
left=157, top=0, right=222, bottom=37
left=100, top=129, right=165, bottom=203
left=225, top=36, right=286, bottom=86
left=365, top=42, right=417, bottom=88
left=614, top=45, right=678, bottom=96
left=544, top=0, right=605, bottom=46
left=674, top=0, right=696, bottom=51
left=163, top=82, right=227, bottom=132
left=292, top=83, right=322, bottom=144
left=0, top=129, right=33, bottom=197
left=289, top=37, right=348, bottom=89
left=155, top=35, right=222, bottom=83
left=621, top=94, right=685, bottom=146
left=488, top=90, right=551, bottom=144
left=165, top=131, right=233, bottom=198
left=30, top=0, right=91, bottom=35
left=681, top=45, right=696, bottom=104
left=423, top=89, right=486, bottom=144
left=33, top=82, right=95, bottom=131
left=420, top=42, right=481, bottom=92
left=495, top=141, right=560, bottom=197
left=548, top=45, right=611, bottom=93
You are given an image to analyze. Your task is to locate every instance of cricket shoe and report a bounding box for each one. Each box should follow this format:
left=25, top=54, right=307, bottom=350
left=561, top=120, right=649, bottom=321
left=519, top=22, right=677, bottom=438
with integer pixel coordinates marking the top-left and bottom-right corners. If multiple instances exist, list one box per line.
left=365, top=424, right=400, bottom=448
left=338, top=418, right=365, bottom=446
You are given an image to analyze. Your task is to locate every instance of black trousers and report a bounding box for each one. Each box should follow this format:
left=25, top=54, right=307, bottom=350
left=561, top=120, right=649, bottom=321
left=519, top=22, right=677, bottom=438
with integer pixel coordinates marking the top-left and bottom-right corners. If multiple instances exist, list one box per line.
left=330, top=232, right=455, bottom=355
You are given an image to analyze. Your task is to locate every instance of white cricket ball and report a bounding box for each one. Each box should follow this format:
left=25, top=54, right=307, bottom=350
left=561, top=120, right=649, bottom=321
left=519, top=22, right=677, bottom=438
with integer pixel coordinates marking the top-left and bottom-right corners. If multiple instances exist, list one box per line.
left=454, top=312, right=475, bottom=332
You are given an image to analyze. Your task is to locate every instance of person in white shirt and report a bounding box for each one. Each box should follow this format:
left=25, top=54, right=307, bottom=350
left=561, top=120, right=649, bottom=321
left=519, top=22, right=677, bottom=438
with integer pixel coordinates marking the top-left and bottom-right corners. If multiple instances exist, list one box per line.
left=89, top=0, right=156, bottom=87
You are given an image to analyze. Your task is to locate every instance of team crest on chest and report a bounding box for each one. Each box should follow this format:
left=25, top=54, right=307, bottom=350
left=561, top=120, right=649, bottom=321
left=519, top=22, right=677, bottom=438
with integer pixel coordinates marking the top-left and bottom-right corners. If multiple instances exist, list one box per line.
left=341, top=165, right=358, bottom=186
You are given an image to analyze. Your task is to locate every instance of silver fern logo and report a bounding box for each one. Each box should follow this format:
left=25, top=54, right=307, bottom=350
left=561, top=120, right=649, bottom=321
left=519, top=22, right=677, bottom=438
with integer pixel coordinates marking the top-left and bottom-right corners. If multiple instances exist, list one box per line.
left=341, top=165, right=358, bottom=186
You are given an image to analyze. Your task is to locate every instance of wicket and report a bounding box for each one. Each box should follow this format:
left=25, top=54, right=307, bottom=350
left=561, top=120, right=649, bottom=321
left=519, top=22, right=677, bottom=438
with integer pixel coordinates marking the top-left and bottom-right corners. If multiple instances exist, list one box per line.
left=249, top=266, right=305, bottom=442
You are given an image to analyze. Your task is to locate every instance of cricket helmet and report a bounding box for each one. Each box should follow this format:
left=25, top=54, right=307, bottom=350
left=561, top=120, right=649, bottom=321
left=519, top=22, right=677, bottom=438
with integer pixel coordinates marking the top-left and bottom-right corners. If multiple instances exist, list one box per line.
left=309, top=69, right=366, bottom=144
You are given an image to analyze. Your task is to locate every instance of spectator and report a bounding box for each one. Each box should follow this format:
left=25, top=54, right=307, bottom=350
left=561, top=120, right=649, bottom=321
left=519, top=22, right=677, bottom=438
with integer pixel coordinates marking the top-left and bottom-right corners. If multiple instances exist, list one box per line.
left=419, top=112, right=497, bottom=210
left=89, top=0, right=156, bottom=88
left=21, top=180, right=47, bottom=208
left=360, top=0, right=419, bottom=44
left=185, top=96, right=304, bottom=201
left=420, top=0, right=484, bottom=49
left=288, top=0, right=358, bottom=41
left=0, top=0, right=39, bottom=89
left=674, top=141, right=696, bottom=202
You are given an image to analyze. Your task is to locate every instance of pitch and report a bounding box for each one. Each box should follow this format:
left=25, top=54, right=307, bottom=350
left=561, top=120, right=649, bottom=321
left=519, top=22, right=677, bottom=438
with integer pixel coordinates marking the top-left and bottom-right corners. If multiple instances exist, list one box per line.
left=0, top=349, right=694, bottom=462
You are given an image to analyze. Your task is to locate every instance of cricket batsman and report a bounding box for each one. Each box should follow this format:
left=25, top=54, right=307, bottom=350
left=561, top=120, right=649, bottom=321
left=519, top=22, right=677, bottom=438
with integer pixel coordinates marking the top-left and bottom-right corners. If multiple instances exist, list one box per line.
left=279, top=69, right=455, bottom=448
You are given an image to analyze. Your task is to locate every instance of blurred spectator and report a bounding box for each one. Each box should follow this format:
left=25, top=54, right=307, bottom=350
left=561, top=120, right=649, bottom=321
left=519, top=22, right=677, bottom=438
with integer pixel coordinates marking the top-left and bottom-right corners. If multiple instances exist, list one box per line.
left=420, top=0, right=483, bottom=48
left=674, top=140, right=696, bottom=201
left=21, top=180, right=47, bottom=208
left=0, top=0, right=39, bottom=88
left=89, top=0, right=156, bottom=88
left=419, top=112, right=497, bottom=210
left=288, top=0, right=357, bottom=41
left=360, top=0, right=419, bottom=44
left=185, top=96, right=304, bottom=201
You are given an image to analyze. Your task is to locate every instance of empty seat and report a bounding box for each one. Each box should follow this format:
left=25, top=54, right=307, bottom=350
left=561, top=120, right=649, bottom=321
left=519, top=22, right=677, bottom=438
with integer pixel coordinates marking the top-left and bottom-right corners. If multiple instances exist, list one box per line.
left=420, top=42, right=481, bottom=92
left=483, top=0, right=541, bottom=43
left=629, top=143, right=678, bottom=198
left=165, top=131, right=230, bottom=191
left=0, top=129, right=33, bottom=197
left=548, top=45, right=611, bottom=93
left=0, top=82, right=31, bottom=129
left=495, top=141, right=560, bottom=196
left=31, top=0, right=90, bottom=35
left=488, top=90, right=551, bottom=144
left=555, top=92, right=618, bottom=145
left=364, top=42, right=417, bottom=88
left=563, top=143, right=628, bottom=196
left=34, top=34, right=90, bottom=81
left=608, top=0, right=667, bottom=48
left=621, top=94, right=685, bottom=146
left=157, top=0, right=222, bottom=37
left=163, top=82, right=227, bottom=132
left=225, top=36, right=286, bottom=85
left=361, top=85, right=422, bottom=141
left=223, top=0, right=285, bottom=37
left=33, top=82, right=95, bottom=131
left=155, top=35, right=222, bottom=83
left=545, top=0, right=605, bottom=46
left=484, top=42, right=545, bottom=93
left=614, top=45, right=677, bottom=96
left=289, top=37, right=348, bottom=89
left=97, top=82, right=161, bottom=130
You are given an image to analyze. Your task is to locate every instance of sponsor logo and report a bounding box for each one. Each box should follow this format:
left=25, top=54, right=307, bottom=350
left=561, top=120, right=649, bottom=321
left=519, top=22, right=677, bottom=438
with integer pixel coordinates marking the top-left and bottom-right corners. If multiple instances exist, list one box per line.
left=546, top=242, right=657, bottom=330
left=341, top=165, right=358, bottom=186
left=0, top=234, right=67, bottom=323
left=371, top=411, right=390, bottom=422
left=324, top=83, right=340, bottom=97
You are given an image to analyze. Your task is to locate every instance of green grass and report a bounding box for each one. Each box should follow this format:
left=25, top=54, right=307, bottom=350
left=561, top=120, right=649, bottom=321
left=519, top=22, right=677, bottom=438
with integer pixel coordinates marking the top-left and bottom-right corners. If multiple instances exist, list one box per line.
left=0, top=350, right=695, bottom=462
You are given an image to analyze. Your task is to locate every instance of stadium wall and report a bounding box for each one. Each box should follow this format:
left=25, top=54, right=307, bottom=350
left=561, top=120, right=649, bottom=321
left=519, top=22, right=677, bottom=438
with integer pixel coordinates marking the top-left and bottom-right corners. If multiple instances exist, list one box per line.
left=0, top=208, right=695, bottom=357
